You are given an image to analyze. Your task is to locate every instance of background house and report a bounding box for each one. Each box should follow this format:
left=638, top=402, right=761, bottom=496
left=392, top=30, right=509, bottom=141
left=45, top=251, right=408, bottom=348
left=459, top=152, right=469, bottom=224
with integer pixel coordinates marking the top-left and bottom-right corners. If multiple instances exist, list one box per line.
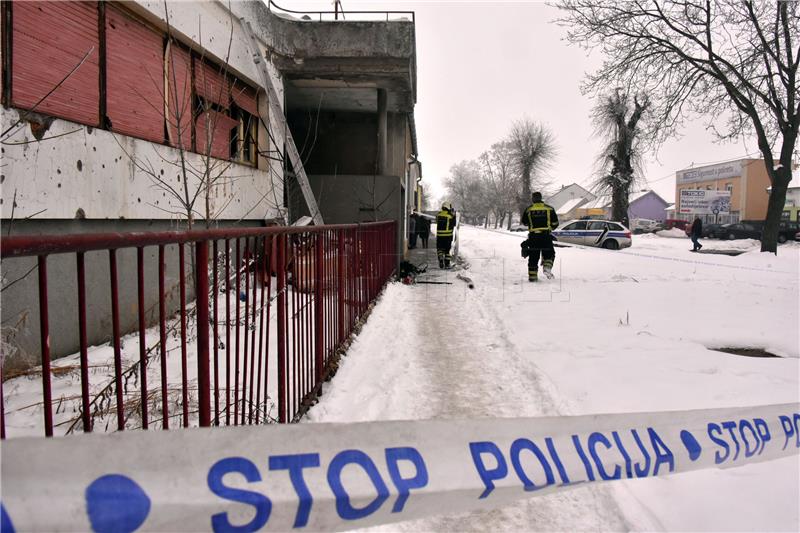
left=627, top=190, right=671, bottom=221
left=546, top=184, right=595, bottom=210
left=573, top=190, right=670, bottom=222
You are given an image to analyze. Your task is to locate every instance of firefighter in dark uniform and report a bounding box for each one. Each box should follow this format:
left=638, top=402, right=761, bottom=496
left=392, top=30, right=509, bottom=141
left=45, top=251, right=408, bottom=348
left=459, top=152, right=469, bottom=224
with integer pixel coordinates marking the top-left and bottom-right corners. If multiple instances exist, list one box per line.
left=436, top=202, right=457, bottom=268
left=523, top=191, right=559, bottom=281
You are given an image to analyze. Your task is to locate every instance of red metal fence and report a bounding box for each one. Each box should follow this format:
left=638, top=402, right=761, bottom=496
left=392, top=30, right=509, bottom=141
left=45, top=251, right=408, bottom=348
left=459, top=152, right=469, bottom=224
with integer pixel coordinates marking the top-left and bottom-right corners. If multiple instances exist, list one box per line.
left=0, top=221, right=396, bottom=438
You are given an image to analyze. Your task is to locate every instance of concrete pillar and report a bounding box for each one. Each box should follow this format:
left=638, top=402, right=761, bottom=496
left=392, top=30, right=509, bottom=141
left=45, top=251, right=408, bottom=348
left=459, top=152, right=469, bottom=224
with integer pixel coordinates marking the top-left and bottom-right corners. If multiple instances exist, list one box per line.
left=377, top=88, right=388, bottom=175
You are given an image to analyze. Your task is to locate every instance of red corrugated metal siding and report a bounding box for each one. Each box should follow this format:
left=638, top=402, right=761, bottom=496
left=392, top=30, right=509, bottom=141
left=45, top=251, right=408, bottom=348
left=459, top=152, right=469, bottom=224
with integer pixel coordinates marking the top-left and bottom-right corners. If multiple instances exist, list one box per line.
left=194, top=58, right=229, bottom=108
left=165, top=44, right=192, bottom=150
left=231, top=82, right=258, bottom=116
left=105, top=5, right=164, bottom=142
left=11, top=1, right=100, bottom=126
left=195, top=110, right=237, bottom=160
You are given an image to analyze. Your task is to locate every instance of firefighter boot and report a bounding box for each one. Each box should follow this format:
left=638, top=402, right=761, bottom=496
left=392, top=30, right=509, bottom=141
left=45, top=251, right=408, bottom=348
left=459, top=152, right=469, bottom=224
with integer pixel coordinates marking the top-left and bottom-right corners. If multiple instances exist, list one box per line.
left=529, top=270, right=538, bottom=282
left=542, top=259, right=554, bottom=279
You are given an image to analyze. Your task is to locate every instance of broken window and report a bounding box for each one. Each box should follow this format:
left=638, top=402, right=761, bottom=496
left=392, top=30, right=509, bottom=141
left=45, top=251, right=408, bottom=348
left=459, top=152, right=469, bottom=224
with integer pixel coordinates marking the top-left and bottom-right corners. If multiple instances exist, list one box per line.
left=193, top=57, right=235, bottom=160
left=195, top=108, right=238, bottom=161
left=230, top=82, right=259, bottom=166
left=229, top=107, right=258, bottom=166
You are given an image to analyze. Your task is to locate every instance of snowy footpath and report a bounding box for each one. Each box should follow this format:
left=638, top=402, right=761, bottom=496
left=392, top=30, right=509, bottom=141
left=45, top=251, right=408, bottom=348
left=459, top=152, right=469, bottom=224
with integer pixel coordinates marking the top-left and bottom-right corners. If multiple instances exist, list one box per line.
left=306, top=226, right=800, bottom=531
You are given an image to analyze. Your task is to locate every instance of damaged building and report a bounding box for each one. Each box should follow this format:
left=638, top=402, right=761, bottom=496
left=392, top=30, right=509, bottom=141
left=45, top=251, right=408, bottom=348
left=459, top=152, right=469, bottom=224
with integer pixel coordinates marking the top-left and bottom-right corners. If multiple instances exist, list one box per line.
left=0, top=0, right=422, bottom=367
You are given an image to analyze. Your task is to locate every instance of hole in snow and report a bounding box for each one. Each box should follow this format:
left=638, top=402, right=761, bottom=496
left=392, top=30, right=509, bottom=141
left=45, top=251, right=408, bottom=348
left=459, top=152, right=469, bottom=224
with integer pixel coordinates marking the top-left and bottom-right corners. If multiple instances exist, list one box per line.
left=710, top=347, right=780, bottom=358
left=695, top=249, right=746, bottom=257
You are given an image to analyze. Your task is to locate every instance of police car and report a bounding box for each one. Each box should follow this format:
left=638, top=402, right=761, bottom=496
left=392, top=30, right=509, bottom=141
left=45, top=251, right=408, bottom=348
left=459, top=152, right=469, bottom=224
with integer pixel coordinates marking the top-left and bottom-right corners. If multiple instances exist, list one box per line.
left=552, top=219, right=632, bottom=250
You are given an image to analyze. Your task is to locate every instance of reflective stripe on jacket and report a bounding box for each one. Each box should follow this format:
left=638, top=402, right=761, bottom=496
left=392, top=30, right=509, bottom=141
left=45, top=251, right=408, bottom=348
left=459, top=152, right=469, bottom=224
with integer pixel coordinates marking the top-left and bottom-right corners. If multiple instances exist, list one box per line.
left=524, top=202, right=559, bottom=233
left=436, top=210, right=456, bottom=237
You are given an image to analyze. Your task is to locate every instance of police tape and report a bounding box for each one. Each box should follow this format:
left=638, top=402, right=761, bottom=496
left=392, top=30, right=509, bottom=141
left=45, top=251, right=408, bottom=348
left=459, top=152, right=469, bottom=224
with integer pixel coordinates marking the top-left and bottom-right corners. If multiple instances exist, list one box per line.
left=2, top=403, right=799, bottom=532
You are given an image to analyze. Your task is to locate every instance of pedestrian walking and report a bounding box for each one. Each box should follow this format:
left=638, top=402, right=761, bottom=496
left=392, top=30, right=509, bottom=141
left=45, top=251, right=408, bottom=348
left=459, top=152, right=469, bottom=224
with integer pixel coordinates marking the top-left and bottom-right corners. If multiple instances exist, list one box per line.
left=417, top=215, right=430, bottom=249
left=522, top=191, right=559, bottom=282
left=436, top=202, right=457, bottom=268
left=690, top=216, right=703, bottom=252
left=408, top=212, right=418, bottom=249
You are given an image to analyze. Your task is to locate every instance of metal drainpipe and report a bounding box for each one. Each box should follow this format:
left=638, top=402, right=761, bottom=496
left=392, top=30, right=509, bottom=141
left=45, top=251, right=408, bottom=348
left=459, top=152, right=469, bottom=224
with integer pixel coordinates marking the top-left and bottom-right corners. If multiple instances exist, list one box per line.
left=405, top=154, right=420, bottom=211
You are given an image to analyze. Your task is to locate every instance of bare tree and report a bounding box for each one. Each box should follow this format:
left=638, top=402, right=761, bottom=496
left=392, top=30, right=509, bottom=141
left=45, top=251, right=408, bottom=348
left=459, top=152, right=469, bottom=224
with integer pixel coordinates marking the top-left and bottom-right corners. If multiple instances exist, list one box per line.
left=444, top=160, right=489, bottom=225
left=508, top=118, right=557, bottom=218
left=114, top=4, right=283, bottom=231
left=591, top=88, right=650, bottom=224
left=555, top=0, right=799, bottom=253
left=479, top=140, right=520, bottom=229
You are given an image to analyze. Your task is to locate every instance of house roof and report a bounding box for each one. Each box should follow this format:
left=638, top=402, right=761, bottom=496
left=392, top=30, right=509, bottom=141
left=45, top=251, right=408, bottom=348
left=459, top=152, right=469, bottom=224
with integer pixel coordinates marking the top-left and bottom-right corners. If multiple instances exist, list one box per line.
left=556, top=197, right=586, bottom=214
left=629, top=190, right=669, bottom=205
left=577, top=190, right=669, bottom=210
left=546, top=183, right=596, bottom=210
left=581, top=196, right=610, bottom=209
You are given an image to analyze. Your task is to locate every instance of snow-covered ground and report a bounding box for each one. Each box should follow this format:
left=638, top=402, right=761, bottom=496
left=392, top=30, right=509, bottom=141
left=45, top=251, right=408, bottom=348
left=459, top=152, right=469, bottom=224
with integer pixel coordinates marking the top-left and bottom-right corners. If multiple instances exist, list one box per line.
left=3, top=226, right=798, bottom=530
left=306, top=225, right=800, bottom=531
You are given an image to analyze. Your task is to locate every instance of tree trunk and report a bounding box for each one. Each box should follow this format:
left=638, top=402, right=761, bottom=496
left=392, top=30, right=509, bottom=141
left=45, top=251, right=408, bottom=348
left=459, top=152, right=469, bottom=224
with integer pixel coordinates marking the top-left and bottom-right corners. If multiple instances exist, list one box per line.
left=761, top=184, right=787, bottom=253
left=611, top=184, right=630, bottom=225
left=759, top=129, right=796, bottom=253
left=761, top=161, right=793, bottom=253
left=506, top=212, right=513, bottom=230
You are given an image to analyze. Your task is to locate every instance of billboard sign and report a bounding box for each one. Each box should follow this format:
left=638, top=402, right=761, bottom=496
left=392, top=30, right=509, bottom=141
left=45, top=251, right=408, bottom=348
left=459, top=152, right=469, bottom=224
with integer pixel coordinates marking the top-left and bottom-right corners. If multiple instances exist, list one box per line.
left=677, top=161, right=742, bottom=184
left=679, top=189, right=731, bottom=215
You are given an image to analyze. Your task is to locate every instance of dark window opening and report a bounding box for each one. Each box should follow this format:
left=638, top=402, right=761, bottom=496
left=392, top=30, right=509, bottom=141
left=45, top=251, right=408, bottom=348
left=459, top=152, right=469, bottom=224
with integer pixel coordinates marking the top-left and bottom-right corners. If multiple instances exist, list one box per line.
left=230, top=105, right=257, bottom=166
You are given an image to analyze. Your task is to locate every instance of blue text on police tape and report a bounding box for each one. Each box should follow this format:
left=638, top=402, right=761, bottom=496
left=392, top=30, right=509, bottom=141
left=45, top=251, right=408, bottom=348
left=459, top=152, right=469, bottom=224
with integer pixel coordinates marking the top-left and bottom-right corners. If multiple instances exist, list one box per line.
left=203, top=412, right=799, bottom=531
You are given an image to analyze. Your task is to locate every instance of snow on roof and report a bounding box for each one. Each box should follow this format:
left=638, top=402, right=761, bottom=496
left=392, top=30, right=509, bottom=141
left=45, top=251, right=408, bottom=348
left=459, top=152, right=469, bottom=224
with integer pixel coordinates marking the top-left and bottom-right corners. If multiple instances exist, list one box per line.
left=582, top=196, right=610, bottom=209
left=546, top=183, right=596, bottom=210
left=556, top=197, right=586, bottom=214
left=577, top=190, right=667, bottom=210
left=629, top=190, right=651, bottom=203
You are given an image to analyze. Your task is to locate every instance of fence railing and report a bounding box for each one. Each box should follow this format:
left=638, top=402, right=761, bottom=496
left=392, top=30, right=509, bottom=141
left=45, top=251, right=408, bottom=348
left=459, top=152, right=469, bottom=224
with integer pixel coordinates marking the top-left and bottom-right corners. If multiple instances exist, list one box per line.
left=0, top=221, right=397, bottom=438
left=269, top=0, right=415, bottom=23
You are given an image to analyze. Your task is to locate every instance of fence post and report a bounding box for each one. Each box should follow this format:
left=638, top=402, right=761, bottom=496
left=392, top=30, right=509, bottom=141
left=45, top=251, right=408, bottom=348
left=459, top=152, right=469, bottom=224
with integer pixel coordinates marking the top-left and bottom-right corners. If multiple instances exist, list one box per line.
left=195, top=240, right=211, bottom=427
left=277, top=234, right=287, bottom=423
left=315, top=233, right=325, bottom=385
left=38, top=256, right=53, bottom=437
left=108, top=250, right=124, bottom=432
left=136, top=247, right=149, bottom=430
left=337, top=230, right=346, bottom=345
left=76, top=252, right=91, bottom=433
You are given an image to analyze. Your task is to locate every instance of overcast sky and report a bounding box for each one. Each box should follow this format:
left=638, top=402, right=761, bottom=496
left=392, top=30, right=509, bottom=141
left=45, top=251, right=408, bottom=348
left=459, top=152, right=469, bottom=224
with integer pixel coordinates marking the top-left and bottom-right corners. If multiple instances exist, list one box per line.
left=288, top=1, right=760, bottom=204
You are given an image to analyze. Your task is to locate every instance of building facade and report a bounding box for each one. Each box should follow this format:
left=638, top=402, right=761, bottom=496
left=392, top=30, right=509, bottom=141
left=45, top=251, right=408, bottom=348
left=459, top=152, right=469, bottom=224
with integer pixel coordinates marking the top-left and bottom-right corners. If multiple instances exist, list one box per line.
left=1, top=0, right=420, bottom=365
left=674, top=159, right=771, bottom=223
